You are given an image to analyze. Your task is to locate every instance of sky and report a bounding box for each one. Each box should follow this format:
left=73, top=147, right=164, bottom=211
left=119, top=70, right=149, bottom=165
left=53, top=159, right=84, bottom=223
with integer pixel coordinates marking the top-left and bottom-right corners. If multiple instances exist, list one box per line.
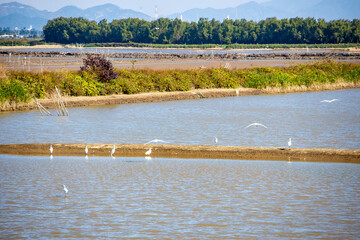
left=0, top=0, right=270, bottom=16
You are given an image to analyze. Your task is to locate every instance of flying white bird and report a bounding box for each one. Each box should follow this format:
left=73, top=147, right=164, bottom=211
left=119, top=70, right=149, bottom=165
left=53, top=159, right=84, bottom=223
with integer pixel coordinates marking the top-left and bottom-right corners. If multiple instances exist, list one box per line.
left=63, top=184, right=68, bottom=196
left=111, top=144, right=115, bottom=157
left=145, top=139, right=169, bottom=144
left=145, top=148, right=152, bottom=156
left=245, top=123, right=268, bottom=129
left=321, top=99, right=338, bottom=103
left=288, top=138, right=292, bottom=148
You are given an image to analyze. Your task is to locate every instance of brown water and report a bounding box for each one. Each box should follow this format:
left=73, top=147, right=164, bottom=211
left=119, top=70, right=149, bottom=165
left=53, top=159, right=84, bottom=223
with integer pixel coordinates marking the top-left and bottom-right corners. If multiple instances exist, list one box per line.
left=0, top=155, right=359, bottom=239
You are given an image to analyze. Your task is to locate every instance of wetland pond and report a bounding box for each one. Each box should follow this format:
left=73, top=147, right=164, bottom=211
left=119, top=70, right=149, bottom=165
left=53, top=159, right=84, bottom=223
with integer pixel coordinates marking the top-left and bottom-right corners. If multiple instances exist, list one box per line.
left=0, top=89, right=359, bottom=238
left=1, top=88, right=359, bottom=149
left=0, top=155, right=359, bottom=239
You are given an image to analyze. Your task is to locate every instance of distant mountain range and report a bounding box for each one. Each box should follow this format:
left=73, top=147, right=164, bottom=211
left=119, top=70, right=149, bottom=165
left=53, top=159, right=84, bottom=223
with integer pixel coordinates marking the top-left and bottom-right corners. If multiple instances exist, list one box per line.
left=0, top=2, right=151, bottom=30
left=171, top=0, right=360, bottom=22
left=0, top=0, right=359, bottom=30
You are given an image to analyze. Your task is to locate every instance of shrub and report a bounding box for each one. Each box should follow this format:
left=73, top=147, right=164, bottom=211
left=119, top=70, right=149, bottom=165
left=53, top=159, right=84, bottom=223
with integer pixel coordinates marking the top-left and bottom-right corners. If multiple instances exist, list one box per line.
left=0, top=80, right=30, bottom=103
left=80, top=54, right=119, bottom=83
left=62, top=72, right=100, bottom=96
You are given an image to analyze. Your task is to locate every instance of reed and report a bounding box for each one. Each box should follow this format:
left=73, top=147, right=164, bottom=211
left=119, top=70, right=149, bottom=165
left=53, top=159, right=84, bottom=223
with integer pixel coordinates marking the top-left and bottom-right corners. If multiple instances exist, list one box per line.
left=54, top=87, right=69, bottom=116
left=34, top=97, right=52, bottom=116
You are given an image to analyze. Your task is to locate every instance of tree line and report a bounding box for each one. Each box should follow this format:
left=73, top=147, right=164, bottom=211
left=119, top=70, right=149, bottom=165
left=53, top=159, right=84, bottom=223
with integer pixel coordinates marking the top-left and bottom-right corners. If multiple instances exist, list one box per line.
left=43, top=17, right=360, bottom=45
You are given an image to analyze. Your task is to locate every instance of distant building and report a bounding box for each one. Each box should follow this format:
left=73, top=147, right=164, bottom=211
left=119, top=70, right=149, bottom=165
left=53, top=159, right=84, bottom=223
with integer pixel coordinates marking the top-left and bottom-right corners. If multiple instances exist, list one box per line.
left=0, top=34, right=13, bottom=38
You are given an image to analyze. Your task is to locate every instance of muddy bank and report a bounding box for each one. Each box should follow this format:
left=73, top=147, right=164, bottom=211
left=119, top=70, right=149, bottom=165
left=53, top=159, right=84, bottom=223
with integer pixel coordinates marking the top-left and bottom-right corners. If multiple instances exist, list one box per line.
left=0, top=143, right=358, bottom=163
left=2, top=84, right=358, bottom=112
left=1, top=50, right=360, bottom=60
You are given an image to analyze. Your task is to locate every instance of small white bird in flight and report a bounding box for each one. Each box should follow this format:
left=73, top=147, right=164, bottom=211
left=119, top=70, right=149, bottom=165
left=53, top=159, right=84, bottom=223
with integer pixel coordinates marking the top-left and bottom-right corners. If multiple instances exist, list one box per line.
left=63, top=184, right=68, bottom=196
left=50, top=145, right=53, bottom=154
left=321, top=99, right=338, bottom=103
left=245, top=123, right=268, bottom=129
left=288, top=138, right=292, bottom=148
left=145, top=139, right=169, bottom=144
left=145, top=148, right=152, bottom=156
left=111, top=144, right=115, bottom=157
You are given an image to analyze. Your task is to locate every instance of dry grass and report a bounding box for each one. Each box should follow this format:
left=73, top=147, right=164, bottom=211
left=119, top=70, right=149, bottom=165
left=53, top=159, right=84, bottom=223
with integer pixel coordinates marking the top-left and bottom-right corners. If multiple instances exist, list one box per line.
left=263, top=81, right=360, bottom=94
left=0, top=64, right=7, bottom=80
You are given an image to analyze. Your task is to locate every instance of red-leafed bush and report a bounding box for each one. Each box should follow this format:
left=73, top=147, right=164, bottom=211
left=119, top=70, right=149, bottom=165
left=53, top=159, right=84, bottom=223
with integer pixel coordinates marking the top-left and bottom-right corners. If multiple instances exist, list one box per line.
left=80, top=54, right=118, bottom=83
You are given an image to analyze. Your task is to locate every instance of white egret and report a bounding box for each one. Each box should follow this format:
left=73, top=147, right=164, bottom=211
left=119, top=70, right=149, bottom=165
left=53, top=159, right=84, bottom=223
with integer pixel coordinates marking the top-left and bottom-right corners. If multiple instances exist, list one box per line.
left=111, top=144, right=115, bottom=157
left=214, top=137, right=218, bottom=144
left=145, top=148, right=152, bottom=156
left=145, top=139, right=169, bottom=144
left=288, top=138, right=292, bottom=148
left=50, top=145, right=53, bottom=154
left=321, top=99, right=338, bottom=103
left=245, top=123, right=268, bottom=129
left=63, top=184, right=68, bottom=196
left=85, top=145, right=88, bottom=155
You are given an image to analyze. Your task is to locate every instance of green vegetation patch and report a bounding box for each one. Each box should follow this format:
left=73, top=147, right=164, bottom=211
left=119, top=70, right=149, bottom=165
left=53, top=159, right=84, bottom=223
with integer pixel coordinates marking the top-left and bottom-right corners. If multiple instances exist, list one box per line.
left=0, top=61, right=359, bottom=105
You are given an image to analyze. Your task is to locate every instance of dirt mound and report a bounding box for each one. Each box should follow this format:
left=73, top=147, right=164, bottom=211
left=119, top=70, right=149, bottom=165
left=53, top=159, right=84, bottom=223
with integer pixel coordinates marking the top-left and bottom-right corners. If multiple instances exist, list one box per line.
left=0, top=143, right=358, bottom=163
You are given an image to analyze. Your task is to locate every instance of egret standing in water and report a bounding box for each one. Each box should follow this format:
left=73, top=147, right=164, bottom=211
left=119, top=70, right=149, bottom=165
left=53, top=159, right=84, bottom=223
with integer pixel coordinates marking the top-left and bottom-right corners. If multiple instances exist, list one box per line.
left=145, top=148, right=152, bottom=156
left=214, top=137, right=218, bottom=144
left=63, top=184, right=68, bottom=197
left=111, top=144, right=115, bottom=157
left=288, top=138, right=292, bottom=148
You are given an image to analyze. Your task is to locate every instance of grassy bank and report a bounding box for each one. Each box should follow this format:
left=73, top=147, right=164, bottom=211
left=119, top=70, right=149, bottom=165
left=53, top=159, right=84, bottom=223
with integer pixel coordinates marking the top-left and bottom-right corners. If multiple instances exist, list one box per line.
left=0, top=61, right=359, bottom=107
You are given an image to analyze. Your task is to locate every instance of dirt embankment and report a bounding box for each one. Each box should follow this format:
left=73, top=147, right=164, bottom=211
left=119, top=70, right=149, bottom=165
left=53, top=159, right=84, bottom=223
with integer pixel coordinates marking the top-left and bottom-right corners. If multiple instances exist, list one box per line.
left=2, top=84, right=359, bottom=112
left=0, top=143, right=359, bottom=163
left=1, top=50, right=360, bottom=60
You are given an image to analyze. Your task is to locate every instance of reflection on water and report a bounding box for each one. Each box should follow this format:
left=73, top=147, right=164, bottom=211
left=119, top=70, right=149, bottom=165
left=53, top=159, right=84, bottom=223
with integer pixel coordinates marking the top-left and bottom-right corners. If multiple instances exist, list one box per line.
left=1, top=89, right=359, bottom=149
left=0, top=155, right=359, bottom=238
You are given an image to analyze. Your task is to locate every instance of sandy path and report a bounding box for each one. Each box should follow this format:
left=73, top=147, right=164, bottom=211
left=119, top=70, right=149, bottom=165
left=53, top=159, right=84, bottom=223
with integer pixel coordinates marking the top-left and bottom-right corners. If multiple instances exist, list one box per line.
left=0, top=143, right=359, bottom=163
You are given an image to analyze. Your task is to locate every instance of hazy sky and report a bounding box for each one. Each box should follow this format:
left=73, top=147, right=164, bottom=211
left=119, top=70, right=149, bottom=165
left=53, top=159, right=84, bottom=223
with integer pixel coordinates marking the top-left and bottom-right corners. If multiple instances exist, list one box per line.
left=0, top=0, right=270, bottom=16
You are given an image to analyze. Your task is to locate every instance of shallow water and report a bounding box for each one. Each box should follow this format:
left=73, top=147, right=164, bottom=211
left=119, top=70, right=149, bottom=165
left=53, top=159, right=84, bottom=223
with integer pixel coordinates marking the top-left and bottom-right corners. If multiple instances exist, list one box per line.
left=2, top=47, right=345, bottom=55
left=1, top=89, right=359, bottom=149
left=0, top=155, right=359, bottom=239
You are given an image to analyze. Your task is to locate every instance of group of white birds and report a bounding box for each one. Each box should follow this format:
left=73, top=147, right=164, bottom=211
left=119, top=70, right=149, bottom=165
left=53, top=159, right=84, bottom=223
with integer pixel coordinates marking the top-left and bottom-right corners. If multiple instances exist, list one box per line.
left=55, top=97, right=339, bottom=196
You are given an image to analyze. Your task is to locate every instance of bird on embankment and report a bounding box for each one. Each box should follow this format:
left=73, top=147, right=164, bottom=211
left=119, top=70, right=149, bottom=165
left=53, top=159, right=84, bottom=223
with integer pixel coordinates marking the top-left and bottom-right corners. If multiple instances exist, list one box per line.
left=145, top=148, right=152, bottom=156
left=288, top=138, right=292, bottom=149
left=111, top=144, right=116, bottom=157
